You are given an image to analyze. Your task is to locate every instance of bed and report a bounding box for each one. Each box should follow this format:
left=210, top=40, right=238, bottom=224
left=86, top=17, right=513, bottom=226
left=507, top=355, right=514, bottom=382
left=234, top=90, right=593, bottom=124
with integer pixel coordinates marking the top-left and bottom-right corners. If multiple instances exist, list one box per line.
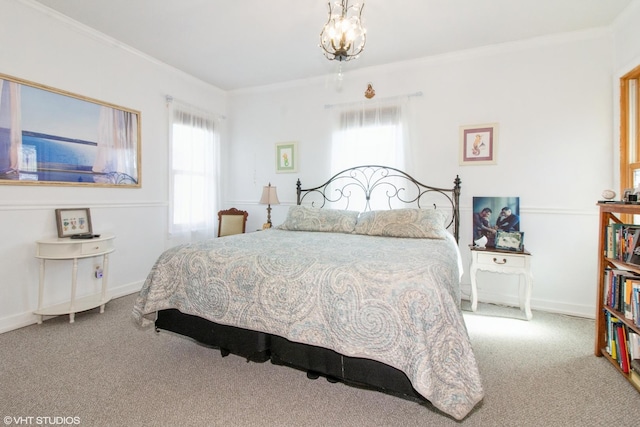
left=133, top=165, right=483, bottom=420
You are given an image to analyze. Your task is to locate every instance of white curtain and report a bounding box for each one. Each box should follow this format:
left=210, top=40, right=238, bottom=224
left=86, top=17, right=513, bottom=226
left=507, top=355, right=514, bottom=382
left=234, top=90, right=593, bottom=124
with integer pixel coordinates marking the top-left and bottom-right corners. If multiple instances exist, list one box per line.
left=0, top=79, right=23, bottom=174
left=168, top=100, right=220, bottom=242
left=328, top=97, right=413, bottom=211
left=330, top=97, right=411, bottom=174
left=93, top=106, right=138, bottom=181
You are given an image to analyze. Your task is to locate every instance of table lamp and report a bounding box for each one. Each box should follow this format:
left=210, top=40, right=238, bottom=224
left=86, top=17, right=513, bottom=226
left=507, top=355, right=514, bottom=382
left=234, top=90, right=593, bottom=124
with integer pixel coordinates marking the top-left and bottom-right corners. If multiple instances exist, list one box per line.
left=259, top=183, right=280, bottom=228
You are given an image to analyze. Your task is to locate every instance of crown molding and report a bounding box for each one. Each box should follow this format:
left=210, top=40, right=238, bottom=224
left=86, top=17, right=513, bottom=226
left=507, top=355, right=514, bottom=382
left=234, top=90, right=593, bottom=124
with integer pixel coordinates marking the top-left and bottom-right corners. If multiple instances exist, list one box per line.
left=18, top=0, right=226, bottom=96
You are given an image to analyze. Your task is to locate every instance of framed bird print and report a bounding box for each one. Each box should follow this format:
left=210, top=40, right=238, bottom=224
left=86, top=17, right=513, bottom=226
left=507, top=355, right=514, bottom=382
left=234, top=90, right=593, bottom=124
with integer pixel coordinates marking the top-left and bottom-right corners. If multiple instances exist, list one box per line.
left=459, top=123, right=498, bottom=165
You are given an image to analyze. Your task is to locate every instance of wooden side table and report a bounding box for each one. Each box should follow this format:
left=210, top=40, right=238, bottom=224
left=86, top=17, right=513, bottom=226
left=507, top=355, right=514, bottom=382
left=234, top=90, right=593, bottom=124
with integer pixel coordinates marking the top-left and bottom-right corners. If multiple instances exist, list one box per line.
left=35, top=234, right=115, bottom=324
left=469, top=247, right=533, bottom=320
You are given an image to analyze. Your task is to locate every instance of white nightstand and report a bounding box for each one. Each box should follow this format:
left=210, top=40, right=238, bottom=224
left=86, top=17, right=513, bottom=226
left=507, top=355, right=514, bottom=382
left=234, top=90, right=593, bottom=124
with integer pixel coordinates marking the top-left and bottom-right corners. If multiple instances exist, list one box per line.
left=469, top=247, right=533, bottom=320
left=35, top=234, right=115, bottom=324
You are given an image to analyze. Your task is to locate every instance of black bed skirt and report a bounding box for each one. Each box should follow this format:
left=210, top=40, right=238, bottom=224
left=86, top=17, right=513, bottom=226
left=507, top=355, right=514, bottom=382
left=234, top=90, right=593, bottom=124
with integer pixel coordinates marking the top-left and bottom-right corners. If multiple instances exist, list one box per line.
left=155, top=309, right=426, bottom=403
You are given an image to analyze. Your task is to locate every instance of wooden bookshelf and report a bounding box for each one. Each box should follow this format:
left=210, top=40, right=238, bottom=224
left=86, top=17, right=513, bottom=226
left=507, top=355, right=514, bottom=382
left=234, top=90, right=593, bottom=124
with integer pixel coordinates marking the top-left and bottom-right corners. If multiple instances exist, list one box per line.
left=595, top=202, right=640, bottom=391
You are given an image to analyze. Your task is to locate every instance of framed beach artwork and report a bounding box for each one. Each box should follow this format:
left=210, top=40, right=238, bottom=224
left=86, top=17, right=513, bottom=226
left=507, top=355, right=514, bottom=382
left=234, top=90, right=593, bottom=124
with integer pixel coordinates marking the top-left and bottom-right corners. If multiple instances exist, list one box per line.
left=0, top=73, right=141, bottom=187
left=276, top=141, right=297, bottom=173
left=459, top=123, right=498, bottom=165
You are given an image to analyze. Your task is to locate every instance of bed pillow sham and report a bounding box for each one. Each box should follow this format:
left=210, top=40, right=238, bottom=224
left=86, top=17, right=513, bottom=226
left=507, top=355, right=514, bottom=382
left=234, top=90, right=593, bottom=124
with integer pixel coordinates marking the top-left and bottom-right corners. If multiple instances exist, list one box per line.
left=277, top=206, right=360, bottom=233
left=354, top=208, right=448, bottom=239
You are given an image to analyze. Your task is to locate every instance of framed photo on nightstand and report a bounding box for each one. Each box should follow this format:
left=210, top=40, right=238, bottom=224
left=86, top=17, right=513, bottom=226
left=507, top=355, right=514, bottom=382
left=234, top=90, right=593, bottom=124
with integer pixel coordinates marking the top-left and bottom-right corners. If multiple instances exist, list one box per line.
left=495, top=230, right=524, bottom=251
left=472, top=196, right=520, bottom=247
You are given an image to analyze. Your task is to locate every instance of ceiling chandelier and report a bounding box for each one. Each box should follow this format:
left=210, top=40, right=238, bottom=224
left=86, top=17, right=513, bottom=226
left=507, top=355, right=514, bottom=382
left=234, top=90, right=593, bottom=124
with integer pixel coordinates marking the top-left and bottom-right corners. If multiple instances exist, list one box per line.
left=319, top=1, right=366, bottom=62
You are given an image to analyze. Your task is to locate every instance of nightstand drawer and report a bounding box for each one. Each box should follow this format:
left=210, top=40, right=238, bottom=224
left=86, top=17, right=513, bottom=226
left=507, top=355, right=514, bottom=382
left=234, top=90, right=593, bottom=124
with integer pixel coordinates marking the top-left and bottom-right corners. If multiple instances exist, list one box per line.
left=36, top=234, right=115, bottom=259
left=81, top=239, right=114, bottom=255
left=476, top=252, right=526, bottom=268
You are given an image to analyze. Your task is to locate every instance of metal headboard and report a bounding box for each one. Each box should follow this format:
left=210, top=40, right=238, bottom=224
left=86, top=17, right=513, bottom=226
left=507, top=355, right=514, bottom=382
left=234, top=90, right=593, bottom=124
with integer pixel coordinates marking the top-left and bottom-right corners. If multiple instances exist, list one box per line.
left=296, top=165, right=461, bottom=242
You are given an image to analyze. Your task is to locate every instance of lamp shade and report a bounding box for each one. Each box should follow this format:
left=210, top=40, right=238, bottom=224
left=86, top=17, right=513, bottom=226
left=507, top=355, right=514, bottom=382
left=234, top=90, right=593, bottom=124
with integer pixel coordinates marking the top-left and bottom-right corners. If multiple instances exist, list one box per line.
left=259, top=184, right=280, bottom=205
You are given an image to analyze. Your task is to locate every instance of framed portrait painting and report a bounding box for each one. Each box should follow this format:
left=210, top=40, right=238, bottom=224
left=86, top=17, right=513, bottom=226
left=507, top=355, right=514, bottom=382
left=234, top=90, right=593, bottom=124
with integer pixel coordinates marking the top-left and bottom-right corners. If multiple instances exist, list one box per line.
left=459, top=123, right=498, bottom=165
left=472, top=196, right=520, bottom=248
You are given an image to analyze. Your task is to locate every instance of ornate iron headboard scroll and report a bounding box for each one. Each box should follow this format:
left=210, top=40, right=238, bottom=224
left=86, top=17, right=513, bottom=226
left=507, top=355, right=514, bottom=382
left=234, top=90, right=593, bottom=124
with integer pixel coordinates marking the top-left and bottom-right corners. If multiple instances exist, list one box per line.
left=296, top=165, right=461, bottom=242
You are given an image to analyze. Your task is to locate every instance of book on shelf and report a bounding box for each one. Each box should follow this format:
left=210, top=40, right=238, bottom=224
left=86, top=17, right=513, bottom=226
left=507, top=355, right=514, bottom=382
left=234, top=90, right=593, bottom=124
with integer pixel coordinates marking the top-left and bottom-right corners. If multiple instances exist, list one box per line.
left=607, top=224, right=614, bottom=258
left=617, top=278, right=640, bottom=324
left=615, top=322, right=630, bottom=373
left=629, top=228, right=640, bottom=264
left=631, top=358, right=640, bottom=391
left=630, top=369, right=640, bottom=390
left=604, top=269, right=640, bottom=313
left=606, top=314, right=637, bottom=374
left=605, top=223, right=640, bottom=262
left=633, top=281, right=640, bottom=327
left=624, top=278, right=637, bottom=320
left=606, top=312, right=619, bottom=358
left=630, top=332, right=640, bottom=360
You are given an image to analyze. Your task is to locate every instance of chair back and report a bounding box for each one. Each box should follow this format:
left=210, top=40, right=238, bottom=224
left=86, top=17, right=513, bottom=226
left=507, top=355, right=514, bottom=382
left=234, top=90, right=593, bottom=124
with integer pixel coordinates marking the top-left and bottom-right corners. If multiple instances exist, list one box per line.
left=218, top=208, right=248, bottom=237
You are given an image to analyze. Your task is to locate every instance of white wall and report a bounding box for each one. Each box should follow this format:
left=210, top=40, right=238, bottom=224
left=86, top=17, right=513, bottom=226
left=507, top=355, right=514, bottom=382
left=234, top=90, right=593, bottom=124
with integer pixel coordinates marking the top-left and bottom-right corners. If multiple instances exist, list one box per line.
left=0, top=0, right=227, bottom=332
left=612, top=0, right=640, bottom=191
left=227, top=30, right=619, bottom=318
left=613, top=0, right=640, bottom=73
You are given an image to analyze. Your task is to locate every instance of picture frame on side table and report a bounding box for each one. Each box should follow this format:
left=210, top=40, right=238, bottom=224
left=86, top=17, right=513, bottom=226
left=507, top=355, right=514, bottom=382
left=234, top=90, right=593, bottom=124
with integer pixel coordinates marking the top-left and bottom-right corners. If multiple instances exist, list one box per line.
left=55, top=208, right=93, bottom=237
left=495, top=230, right=524, bottom=252
left=472, top=196, right=520, bottom=247
left=275, top=142, right=297, bottom=173
left=459, top=123, right=498, bottom=165
left=623, top=188, right=638, bottom=202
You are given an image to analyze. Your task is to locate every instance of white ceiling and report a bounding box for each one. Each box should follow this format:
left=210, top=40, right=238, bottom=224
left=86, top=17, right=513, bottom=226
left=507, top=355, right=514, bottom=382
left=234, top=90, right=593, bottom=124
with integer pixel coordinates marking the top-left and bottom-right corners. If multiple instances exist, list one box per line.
left=32, top=0, right=634, bottom=91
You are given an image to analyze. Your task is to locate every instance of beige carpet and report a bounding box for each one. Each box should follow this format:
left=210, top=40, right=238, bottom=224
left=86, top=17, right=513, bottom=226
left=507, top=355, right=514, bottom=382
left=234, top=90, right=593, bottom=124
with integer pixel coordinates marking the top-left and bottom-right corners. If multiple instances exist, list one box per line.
left=1, top=294, right=639, bottom=426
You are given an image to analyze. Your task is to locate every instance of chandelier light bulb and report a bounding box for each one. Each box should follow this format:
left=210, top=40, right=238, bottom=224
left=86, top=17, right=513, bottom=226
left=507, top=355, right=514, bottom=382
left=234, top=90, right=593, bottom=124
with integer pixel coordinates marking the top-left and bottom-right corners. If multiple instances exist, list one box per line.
left=320, top=0, right=366, bottom=62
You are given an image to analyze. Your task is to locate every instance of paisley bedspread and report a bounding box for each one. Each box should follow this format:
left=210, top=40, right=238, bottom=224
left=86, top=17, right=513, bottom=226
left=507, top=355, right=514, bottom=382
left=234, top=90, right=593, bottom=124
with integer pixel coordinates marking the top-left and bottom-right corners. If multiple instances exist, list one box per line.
left=132, top=229, right=484, bottom=420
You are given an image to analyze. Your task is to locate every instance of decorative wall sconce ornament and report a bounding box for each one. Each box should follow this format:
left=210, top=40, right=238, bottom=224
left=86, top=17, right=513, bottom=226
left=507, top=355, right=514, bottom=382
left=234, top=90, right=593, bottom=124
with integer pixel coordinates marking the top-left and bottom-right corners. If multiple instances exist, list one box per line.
left=320, top=1, right=366, bottom=62
left=364, top=83, right=375, bottom=99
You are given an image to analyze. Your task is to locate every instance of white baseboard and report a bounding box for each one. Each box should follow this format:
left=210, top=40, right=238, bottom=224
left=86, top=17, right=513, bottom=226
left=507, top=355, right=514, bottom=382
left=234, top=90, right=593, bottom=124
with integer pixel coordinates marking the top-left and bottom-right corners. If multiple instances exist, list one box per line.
left=460, top=283, right=595, bottom=319
left=0, top=281, right=143, bottom=334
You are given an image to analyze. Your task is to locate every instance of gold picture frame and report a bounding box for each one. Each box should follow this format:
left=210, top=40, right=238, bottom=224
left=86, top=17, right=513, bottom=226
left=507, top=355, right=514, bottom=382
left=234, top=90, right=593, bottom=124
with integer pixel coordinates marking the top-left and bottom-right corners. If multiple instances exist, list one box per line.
left=0, top=72, right=141, bottom=187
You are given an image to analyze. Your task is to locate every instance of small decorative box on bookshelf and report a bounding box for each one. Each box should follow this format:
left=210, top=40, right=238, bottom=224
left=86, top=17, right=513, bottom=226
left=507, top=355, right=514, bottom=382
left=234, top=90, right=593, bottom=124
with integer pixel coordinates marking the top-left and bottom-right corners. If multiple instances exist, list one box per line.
left=596, top=203, right=640, bottom=392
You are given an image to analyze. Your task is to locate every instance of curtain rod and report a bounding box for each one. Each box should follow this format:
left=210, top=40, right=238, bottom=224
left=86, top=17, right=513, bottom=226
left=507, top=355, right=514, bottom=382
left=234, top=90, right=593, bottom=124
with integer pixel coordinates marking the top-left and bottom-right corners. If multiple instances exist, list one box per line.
left=166, top=95, right=227, bottom=120
left=324, top=91, right=423, bottom=109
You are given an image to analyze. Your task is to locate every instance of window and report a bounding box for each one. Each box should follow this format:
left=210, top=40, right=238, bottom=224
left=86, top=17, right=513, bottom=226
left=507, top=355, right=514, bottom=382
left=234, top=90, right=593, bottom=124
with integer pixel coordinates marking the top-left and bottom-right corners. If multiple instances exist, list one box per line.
left=330, top=101, right=407, bottom=174
left=169, top=103, right=219, bottom=240
left=329, top=100, right=409, bottom=211
left=620, top=65, right=640, bottom=192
